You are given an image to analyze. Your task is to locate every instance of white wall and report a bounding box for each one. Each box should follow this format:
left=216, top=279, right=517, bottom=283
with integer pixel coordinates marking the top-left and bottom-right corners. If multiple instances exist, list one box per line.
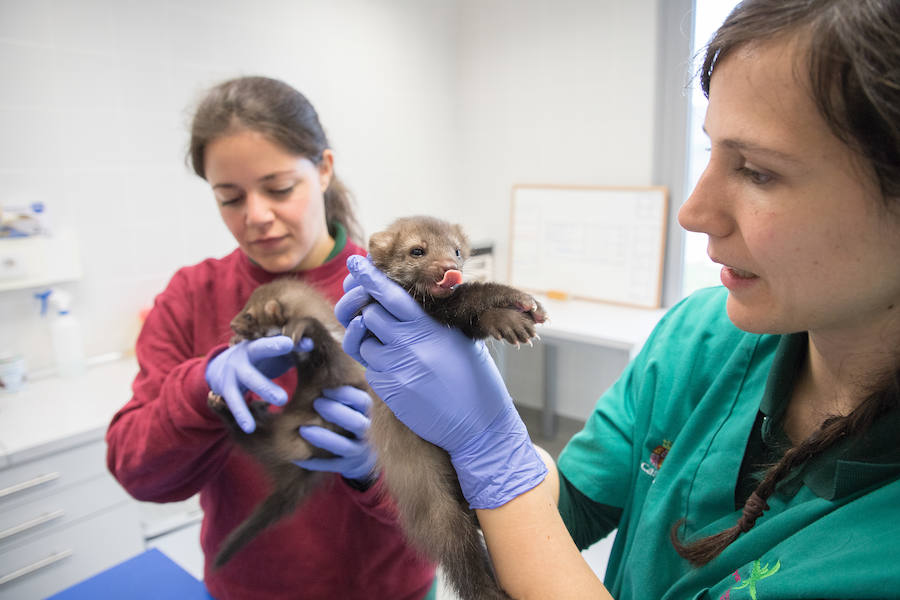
left=455, top=0, right=659, bottom=277
left=455, top=0, right=659, bottom=419
left=0, top=0, right=461, bottom=370
left=1, top=0, right=663, bottom=423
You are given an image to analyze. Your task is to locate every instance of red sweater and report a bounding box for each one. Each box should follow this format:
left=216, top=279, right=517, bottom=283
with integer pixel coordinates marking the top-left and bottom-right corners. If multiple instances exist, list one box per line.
left=106, top=245, right=435, bottom=600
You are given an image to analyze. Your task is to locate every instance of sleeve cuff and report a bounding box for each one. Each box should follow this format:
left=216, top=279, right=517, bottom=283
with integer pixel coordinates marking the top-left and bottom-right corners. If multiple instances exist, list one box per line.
left=452, top=434, right=549, bottom=510
left=176, top=347, right=228, bottom=424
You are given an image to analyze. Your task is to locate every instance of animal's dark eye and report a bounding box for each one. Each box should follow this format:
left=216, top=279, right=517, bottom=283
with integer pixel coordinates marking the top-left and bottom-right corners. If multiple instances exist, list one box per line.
left=410, top=247, right=425, bottom=257
left=455, top=248, right=461, bottom=257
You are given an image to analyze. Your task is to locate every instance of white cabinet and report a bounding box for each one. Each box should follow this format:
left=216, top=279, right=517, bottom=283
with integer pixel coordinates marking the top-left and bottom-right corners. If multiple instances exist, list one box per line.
left=0, top=230, right=82, bottom=292
left=0, top=438, right=144, bottom=599
left=0, top=358, right=146, bottom=598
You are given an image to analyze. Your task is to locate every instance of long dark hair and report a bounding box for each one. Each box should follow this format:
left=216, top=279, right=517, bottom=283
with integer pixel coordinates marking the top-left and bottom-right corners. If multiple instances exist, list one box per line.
left=188, top=76, right=363, bottom=244
left=672, top=0, right=900, bottom=567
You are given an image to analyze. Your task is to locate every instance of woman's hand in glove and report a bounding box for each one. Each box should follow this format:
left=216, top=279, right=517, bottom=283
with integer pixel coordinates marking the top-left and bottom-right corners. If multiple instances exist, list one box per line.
left=295, top=385, right=378, bottom=484
left=334, top=255, right=546, bottom=509
left=205, top=336, right=312, bottom=434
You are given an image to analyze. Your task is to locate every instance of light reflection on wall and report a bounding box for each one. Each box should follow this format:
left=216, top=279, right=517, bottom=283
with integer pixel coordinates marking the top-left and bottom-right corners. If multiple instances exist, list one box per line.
left=682, top=0, right=741, bottom=296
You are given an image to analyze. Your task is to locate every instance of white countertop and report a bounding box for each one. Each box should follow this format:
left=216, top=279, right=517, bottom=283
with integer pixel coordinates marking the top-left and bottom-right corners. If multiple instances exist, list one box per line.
left=0, top=357, right=138, bottom=467
left=533, top=295, right=668, bottom=356
left=0, top=298, right=668, bottom=468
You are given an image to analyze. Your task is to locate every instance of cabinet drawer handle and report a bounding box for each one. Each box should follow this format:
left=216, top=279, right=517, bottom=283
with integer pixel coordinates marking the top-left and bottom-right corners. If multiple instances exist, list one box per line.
left=0, top=549, right=73, bottom=586
left=0, top=472, right=60, bottom=499
left=0, top=509, right=65, bottom=541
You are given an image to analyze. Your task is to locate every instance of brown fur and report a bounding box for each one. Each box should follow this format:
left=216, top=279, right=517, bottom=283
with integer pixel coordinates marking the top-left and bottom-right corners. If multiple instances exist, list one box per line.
left=366, top=215, right=547, bottom=600
left=207, top=218, right=548, bottom=594
left=207, top=278, right=367, bottom=568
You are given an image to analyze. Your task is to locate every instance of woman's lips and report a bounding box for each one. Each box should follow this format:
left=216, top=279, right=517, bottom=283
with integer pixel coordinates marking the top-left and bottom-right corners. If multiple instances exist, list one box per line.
left=251, top=236, right=286, bottom=250
left=720, top=264, right=759, bottom=290
left=724, top=265, right=756, bottom=278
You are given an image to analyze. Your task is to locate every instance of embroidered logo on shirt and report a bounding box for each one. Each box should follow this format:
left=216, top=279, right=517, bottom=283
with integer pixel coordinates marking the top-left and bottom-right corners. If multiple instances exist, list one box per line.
left=639, top=439, right=672, bottom=478
left=719, top=559, right=781, bottom=600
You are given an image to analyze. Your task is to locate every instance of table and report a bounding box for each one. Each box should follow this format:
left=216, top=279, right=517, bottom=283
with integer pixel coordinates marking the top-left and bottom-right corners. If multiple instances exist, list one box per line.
left=510, top=295, right=667, bottom=438
left=0, top=355, right=138, bottom=467
left=47, top=548, right=212, bottom=599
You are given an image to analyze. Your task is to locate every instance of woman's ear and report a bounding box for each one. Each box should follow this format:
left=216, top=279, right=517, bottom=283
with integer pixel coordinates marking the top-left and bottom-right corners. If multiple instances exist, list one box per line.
left=319, top=149, right=334, bottom=192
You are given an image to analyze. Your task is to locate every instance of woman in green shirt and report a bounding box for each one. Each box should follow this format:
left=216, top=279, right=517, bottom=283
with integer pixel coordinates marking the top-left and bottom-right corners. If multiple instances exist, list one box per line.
left=335, top=0, right=900, bottom=597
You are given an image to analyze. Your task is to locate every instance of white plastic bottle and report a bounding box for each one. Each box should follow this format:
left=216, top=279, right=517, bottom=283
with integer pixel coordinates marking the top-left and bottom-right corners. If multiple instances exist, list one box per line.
left=36, top=289, right=86, bottom=377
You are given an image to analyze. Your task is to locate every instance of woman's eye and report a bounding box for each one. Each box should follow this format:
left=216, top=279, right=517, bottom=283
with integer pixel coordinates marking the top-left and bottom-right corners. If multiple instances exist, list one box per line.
left=269, top=186, right=295, bottom=196
left=219, top=196, right=242, bottom=207
left=410, top=247, right=425, bottom=257
left=734, top=158, right=775, bottom=186
left=737, top=166, right=774, bottom=186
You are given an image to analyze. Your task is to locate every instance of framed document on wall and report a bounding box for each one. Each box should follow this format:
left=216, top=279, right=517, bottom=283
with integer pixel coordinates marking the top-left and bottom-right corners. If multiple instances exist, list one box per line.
left=509, top=184, right=668, bottom=309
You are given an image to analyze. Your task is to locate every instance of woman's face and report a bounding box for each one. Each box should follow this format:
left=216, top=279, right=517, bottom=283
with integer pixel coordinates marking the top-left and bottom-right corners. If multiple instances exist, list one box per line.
left=678, top=36, right=900, bottom=337
left=205, top=129, right=334, bottom=273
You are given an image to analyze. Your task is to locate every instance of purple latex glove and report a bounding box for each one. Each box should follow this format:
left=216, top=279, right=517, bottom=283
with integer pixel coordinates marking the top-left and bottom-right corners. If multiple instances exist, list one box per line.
left=205, top=335, right=313, bottom=434
left=295, top=386, right=377, bottom=482
left=334, top=255, right=547, bottom=509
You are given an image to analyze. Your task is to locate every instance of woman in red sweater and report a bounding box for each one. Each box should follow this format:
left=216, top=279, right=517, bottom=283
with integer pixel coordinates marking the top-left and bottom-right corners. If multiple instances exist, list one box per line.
left=105, top=76, right=435, bottom=600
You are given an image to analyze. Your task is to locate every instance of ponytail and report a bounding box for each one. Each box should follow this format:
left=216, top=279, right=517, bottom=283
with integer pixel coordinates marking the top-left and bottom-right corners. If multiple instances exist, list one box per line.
left=324, top=175, right=363, bottom=246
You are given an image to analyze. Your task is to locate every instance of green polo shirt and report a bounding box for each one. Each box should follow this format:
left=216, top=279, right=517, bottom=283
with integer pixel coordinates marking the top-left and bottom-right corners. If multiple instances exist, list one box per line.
left=557, top=286, right=900, bottom=600
left=324, top=221, right=348, bottom=262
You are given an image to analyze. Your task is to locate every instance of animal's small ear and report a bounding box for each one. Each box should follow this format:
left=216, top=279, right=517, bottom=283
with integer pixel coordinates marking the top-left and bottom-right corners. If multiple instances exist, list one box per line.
left=452, top=224, right=471, bottom=258
left=264, top=299, right=284, bottom=324
left=368, top=231, right=393, bottom=262
left=229, top=310, right=251, bottom=332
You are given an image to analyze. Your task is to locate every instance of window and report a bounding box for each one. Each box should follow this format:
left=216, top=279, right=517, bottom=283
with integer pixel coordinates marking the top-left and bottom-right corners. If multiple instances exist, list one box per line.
left=681, top=0, right=741, bottom=296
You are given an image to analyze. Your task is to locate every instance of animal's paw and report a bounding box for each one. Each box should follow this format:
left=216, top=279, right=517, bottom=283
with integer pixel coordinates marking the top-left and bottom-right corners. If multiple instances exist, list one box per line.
left=207, top=391, right=228, bottom=413
left=524, top=298, right=548, bottom=324
left=479, top=308, right=539, bottom=345
left=508, top=292, right=548, bottom=324
left=283, top=317, right=316, bottom=345
left=207, top=391, right=269, bottom=428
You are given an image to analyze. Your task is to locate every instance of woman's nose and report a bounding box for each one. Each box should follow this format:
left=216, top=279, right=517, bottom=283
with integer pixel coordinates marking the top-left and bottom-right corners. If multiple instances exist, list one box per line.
left=244, top=191, right=274, bottom=226
left=678, top=164, right=732, bottom=239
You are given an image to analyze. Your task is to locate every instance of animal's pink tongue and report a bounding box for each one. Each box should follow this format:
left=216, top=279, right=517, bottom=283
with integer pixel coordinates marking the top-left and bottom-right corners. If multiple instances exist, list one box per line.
left=437, top=270, right=463, bottom=289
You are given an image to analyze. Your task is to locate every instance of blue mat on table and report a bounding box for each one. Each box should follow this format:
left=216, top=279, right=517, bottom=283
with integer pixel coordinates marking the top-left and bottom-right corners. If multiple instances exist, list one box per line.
left=47, top=548, right=213, bottom=599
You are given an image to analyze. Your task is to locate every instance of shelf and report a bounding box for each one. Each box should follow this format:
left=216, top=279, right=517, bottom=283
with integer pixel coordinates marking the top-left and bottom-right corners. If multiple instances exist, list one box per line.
left=0, top=231, right=82, bottom=292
